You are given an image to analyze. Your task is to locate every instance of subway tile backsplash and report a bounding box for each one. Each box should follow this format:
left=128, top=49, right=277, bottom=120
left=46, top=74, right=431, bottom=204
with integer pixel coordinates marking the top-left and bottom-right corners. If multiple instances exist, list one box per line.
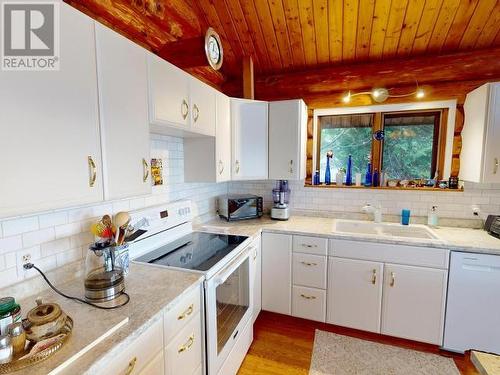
left=0, top=135, right=227, bottom=288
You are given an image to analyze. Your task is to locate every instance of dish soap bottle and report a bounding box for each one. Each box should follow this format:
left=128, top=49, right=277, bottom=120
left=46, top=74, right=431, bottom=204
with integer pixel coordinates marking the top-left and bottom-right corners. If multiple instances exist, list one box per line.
left=427, top=206, right=439, bottom=227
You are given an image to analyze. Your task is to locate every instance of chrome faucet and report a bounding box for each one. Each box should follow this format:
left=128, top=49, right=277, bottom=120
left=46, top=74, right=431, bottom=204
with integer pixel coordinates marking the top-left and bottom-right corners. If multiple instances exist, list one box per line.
left=362, top=204, right=383, bottom=223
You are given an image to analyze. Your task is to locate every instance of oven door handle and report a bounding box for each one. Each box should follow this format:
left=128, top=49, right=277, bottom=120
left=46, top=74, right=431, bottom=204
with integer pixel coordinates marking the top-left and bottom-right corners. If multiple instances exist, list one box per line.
left=212, top=245, right=251, bottom=287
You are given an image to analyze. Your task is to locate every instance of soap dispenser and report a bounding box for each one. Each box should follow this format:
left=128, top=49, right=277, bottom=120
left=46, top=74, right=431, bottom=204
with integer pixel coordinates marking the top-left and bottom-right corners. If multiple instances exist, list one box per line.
left=427, top=206, right=439, bottom=227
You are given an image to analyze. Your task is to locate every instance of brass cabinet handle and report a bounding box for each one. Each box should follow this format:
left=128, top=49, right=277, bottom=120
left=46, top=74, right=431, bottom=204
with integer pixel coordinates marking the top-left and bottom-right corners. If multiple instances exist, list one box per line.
left=300, top=261, right=317, bottom=266
left=300, top=294, right=316, bottom=300
left=253, top=247, right=258, bottom=261
left=124, top=356, right=137, bottom=375
left=178, top=334, right=195, bottom=353
left=177, top=304, right=194, bottom=320
left=218, top=160, right=224, bottom=175
left=193, top=104, right=200, bottom=122
left=142, top=158, right=149, bottom=182
left=390, top=272, right=395, bottom=287
left=88, top=156, right=97, bottom=187
left=494, top=158, right=499, bottom=174
left=181, top=99, right=189, bottom=120
left=235, top=160, right=240, bottom=174
left=289, top=159, right=293, bottom=174
left=371, top=269, right=377, bottom=285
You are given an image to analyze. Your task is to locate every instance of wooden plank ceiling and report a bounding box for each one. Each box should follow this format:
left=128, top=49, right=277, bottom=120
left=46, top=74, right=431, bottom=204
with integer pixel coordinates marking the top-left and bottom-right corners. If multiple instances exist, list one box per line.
left=66, top=0, right=500, bottom=95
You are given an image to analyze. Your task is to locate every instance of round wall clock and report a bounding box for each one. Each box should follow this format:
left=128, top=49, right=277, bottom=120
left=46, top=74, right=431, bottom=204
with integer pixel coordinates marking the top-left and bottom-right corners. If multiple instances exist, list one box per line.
left=205, top=28, right=223, bottom=70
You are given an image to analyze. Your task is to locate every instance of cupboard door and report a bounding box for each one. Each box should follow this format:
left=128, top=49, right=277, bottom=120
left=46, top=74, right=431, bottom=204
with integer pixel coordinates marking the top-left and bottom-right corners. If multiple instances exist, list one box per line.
left=95, top=23, right=151, bottom=200
left=381, top=264, right=447, bottom=345
left=138, top=350, right=164, bottom=375
left=483, top=83, right=500, bottom=183
left=190, top=78, right=216, bottom=136
left=250, top=238, right=262, bottom=323
left=147, top=53, right=190, bottom=128
left=0, top=3, right=103, bottom=218
left=231, top=99, right=268, bottom=180
left=262, top=233, right=292, bottom=315
left=268, top=100, right=307, bottom=180
left=216, top=93, right=231, bottom=182
left=328, top=258, right=383, bottom=333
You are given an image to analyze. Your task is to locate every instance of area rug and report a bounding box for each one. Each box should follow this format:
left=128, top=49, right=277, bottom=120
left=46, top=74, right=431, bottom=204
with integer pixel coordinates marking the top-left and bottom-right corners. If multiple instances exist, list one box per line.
left=309, top=330, right=460, bottom=375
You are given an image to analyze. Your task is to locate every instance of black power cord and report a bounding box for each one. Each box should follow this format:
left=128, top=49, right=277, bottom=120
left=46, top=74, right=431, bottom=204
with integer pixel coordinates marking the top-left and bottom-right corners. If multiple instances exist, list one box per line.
left=23, top=263, right=130, bottom=310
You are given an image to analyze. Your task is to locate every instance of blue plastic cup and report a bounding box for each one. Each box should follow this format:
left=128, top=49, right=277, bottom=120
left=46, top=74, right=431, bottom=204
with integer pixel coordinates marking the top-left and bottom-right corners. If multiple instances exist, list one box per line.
left=401, top=209, right=411, bottom=225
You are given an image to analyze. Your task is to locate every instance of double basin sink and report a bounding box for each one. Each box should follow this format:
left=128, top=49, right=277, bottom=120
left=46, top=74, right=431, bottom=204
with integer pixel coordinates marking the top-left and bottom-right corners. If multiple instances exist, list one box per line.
left=333, top=220, right=442, bottom=242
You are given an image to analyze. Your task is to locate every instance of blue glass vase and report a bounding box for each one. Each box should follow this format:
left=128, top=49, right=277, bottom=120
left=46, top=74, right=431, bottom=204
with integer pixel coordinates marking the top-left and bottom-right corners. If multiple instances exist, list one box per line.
left=325, top=157, right=331, bottom=185
left=364, top=162, right=372, bottom=187
left=346, top=155, right=353, bottom=186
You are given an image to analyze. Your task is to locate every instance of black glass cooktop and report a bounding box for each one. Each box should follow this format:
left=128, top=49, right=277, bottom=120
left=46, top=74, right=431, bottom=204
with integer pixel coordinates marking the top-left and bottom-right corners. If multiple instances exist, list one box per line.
left=135, top=232, right=248, bottom=272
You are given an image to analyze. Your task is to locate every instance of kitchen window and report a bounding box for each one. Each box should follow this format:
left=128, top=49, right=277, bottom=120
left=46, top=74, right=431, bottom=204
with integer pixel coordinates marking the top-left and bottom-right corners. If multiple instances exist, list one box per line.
left=315, top=110, right=446, bottom=184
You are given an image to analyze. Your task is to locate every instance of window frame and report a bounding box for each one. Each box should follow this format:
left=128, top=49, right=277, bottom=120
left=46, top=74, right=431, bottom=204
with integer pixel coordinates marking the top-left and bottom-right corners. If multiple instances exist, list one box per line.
left=314, top=108, right=447, bottom=183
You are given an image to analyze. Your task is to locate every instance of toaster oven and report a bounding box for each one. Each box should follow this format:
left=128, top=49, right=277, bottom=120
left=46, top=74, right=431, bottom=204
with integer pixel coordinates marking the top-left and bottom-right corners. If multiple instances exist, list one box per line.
left=217, top=195, right=263, bottom=221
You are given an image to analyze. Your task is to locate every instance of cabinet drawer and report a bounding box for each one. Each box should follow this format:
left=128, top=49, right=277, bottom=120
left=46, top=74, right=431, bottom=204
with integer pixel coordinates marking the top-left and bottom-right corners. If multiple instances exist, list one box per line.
left=165, top=312, right=202, bottom=375
left=292, top=286, right=326, bottom=322
left=329, top=239, right=449, bottom=269
left=139, top=350, right=164, bottom=375
left=164, top=284, right=201, bottom=342
left=292, top=253, right=327, bottom=289
left=293, top=235, right=328, bottom=255
left=100, top=318, right=163, bottom=375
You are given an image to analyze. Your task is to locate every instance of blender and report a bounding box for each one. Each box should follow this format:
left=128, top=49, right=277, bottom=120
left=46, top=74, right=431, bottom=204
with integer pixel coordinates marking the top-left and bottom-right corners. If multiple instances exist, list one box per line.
left=271, top=180, right=291, bottom=220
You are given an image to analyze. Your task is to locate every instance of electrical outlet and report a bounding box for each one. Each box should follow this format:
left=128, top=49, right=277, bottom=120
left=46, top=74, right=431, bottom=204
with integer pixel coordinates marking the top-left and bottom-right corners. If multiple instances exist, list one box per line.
left=22, top=254, right=31, bottom=265
left=472, top=206, right=481, bottom=217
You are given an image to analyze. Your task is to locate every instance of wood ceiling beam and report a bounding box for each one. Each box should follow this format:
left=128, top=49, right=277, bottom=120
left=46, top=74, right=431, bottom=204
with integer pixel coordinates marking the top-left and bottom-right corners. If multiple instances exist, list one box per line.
left=221, top=47, right=500, bottom=103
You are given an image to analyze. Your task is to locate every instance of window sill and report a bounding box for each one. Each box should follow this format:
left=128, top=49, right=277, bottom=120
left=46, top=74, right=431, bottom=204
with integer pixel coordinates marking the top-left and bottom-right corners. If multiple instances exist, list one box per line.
left=304, top=184, right=463, bottom=192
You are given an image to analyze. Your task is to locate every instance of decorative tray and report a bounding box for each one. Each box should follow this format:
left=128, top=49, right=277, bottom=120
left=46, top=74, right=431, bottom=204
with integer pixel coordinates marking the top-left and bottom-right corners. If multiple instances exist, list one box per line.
left=0, top=317, right=73, bottom=374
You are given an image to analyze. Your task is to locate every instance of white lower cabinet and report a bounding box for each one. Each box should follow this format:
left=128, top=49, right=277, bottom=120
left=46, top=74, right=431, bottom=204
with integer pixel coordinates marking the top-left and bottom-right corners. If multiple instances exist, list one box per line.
left=165, top=312, right=203, bottom=375
left=262, top=233, right=292, bottom=315
left=381, top=264, right=447, bottom=345
left=327, top=258, right=383, bottom=333
left=139, top=350, right=165, bottom=375
left=250, top=237, right=262, bottom=323
left=293, top=253, right=327, bottom=289
left=292, top=285, right=326, bottom=322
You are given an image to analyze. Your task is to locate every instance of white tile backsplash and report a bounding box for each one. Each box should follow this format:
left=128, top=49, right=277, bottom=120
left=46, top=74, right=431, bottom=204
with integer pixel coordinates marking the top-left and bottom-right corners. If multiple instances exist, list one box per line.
left=0, top=135, right=227, bottom=288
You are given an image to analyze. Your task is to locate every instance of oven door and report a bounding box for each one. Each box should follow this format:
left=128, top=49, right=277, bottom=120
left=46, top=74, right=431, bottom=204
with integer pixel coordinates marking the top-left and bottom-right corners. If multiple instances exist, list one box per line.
left=205, top=245, right=252, bottom=375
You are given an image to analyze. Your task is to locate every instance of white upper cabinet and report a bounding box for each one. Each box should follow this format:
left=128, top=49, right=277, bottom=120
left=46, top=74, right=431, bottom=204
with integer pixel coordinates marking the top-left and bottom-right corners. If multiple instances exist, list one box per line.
left=189, top=77, right=216, bottom=136
left=95, top=23, right=151, bottom=200
left=216, top=93, right=232, bottom=182
left=184, top=91, right=230, bottom=183
left=147, top=53, right=190, bottom=132
left=269, top=99, right=308, bottom=180
left=231, top=99, right=269, bottom=180
left=460, top=82, right=500, bottom=183
left=0, top=3, right=102, bottom=218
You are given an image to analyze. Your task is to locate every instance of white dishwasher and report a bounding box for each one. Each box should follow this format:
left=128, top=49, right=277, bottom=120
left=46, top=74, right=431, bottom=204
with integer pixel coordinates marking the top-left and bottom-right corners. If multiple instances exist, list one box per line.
left=443, top=251, right=500, bottom=354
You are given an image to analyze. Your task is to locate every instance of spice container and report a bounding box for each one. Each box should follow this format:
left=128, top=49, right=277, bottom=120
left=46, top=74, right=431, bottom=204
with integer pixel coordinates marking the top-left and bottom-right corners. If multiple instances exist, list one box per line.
left=0, top=335, right=13, bottom=364
left=7, top=322, right=25, bottom=356
left=0, top=298, right=21, bottom=336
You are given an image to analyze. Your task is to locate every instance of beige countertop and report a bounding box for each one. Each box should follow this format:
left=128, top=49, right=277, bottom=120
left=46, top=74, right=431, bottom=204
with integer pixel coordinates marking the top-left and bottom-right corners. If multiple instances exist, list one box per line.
left=12, top=263, right=203, bottom=375
left=199, top=215, right=500, bottom=256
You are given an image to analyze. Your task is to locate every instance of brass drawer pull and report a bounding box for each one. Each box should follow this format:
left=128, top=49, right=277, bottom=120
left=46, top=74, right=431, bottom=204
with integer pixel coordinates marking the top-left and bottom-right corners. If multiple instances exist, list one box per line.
left=289, top=159, right=293, bottom=174
left=300, top=294, right=316, bottom=300
left=494, top=157, right=499, bottom=174
left=193, top=104, right=200, bottom=122
left=390, top=272, right=396, bottom=287
left=371, top=269, right=377, bottom=285
left=177, top=304, right=194, bottom=320
left=124, top=356, right=137, bottom=375
left=178, top=334, right=195, bottom=353
left=300, top=261, right=317, bottom=266
left=181, top=99, right=189, bottom=120
left=88, top=156, right=97, bottom=187
left=301, top=244, right=318, bottom=248
left=142, top=158, right=149, bottom=182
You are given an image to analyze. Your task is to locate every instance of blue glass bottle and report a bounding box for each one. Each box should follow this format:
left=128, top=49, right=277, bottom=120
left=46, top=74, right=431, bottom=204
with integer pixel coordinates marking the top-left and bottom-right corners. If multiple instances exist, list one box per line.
left=364, top=162, right=372, bottom=187
left=346, top=155, right=353, bottom=186
left=325, top=156, right=331, bottom=185
left=313, top=170, right=320, bottom=185
left=372, top=169, right=379, bottom=187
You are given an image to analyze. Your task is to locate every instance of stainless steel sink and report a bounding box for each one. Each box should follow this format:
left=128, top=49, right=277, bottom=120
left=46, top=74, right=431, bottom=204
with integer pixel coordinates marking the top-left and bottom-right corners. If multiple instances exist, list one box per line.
left=333, top=220, right=440, bottom=240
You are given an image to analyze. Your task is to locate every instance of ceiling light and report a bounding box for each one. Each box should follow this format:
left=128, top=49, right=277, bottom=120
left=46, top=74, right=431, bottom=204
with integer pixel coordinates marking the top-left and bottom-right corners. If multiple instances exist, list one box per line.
left=371, top=88, right=389, bottom=103
left=416, top=88, right=425, bottom=99
left=342, top=91, right=351, bottom=103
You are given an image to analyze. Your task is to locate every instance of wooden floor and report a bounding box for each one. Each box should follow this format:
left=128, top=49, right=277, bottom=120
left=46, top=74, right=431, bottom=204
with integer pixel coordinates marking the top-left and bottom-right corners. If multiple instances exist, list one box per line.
left=238, top=311, right=478, bottom=375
